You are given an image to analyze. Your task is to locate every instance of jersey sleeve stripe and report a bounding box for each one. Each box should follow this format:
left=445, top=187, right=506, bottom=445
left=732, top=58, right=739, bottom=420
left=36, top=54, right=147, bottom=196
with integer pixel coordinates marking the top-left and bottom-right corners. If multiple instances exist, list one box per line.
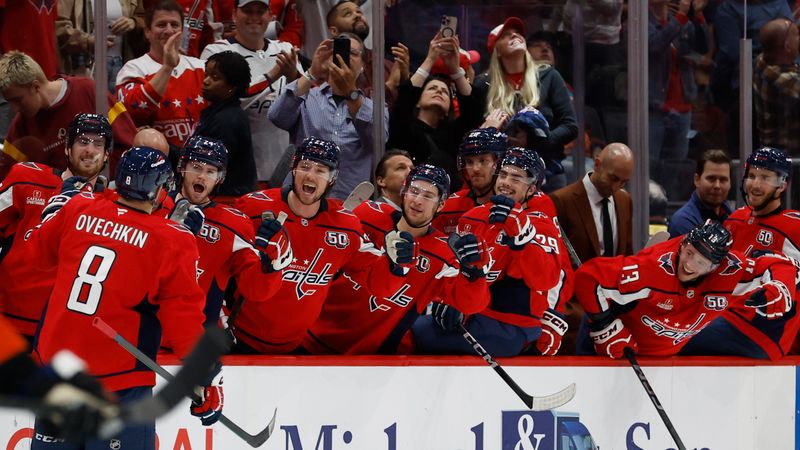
left=595, top=284, right=651, bottom=311
left=108, top=101, right=128, bottom=124
left=1, top=141, right=26, bottom=162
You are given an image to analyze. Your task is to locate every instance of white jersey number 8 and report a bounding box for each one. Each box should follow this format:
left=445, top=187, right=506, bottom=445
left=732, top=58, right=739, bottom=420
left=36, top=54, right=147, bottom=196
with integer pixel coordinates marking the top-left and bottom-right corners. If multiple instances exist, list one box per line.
left=67, top=245, right=117, bottom=315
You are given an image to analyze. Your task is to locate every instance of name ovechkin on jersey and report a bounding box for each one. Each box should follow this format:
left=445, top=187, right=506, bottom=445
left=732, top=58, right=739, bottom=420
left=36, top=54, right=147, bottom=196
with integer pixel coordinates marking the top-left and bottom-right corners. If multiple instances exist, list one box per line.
left=283, top=248, right=334, bottom=300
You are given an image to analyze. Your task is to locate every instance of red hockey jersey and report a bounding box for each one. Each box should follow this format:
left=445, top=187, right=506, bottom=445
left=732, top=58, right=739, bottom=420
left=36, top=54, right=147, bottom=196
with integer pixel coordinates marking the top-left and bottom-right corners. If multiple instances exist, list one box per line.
left=233, top=188, right=406, bottom=353
left=0, top=163, right=62, bottom=336
left=574, top=237, right=798, bottom=356
left=723, top=206, right=800, bottom=358
left=115, top=54, right=206, bottom=147
left=304, top=201, right=489, bottom=355
left=182, top=200, right=282, bottom=325
left=28, top=194, right=205, bottom=392
left=432, top=188, right=480, bottom=235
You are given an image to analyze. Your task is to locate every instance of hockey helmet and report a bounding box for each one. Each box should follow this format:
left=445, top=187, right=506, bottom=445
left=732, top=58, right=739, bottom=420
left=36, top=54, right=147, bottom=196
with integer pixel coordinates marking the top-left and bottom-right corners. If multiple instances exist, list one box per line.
left=682, top=220, right=732, bottom=266
left=115, top=146, right=174, bottom=202
left=744, top=147, right=792, bottom=181
left=456, top=128, right=507, bottom=171
left=179, top=135, right=228, bottom=183
left=496, top=146, right=547, bottom=187
left=67, top=113, right=113, bottom=153
left=505, top=106, right=550, bottom=143
left=402, top=164, right=451, bottom=202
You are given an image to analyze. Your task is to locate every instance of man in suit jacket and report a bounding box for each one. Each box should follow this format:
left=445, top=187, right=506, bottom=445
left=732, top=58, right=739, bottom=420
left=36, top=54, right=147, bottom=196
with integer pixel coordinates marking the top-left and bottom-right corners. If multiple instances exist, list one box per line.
left=550, top=142, right=635, bottom=263
left=549, top=143, right=634, bottom=354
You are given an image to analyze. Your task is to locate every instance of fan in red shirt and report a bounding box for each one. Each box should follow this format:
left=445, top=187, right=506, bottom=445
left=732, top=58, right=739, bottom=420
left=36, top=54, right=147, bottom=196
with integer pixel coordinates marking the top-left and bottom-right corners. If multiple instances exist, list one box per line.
left=234, top=137, right=415, bottom=354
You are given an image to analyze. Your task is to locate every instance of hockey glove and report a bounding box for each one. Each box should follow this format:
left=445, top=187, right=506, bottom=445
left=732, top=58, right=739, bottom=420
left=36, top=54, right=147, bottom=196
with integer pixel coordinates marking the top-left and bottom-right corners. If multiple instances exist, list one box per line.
left=29, top=350, right=117, bottom=442
left=536, top=309, right=568, bottom=356
left=255, top=215, right=293, bottom=272
left=40, top=176, right=89, bottom=220
left=447, top=232, right=495, bottom=281
left=190, top=362, right=224, bottom=426
left=169, top=199, right=205, bottom=235
left=430, top=301, right=465, bottom=332
left=744, top=281, right=793, bottom=319
left=384, top=230, right=416, bottom=276
left=489, top=195, right=536, bottom=250
left=589, top=318, right=638, bottom=359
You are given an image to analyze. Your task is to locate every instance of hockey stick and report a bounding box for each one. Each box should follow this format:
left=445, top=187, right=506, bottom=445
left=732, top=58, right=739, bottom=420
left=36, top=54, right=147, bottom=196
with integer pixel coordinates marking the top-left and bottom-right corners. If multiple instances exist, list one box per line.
left=343, top=181, right=374, bottom=212
left=623, top=348, right=686, bottom=450
left=460, top=323, right=576, bottom=410
left=0, top=326, right=229, bottom=439
left=92, top=318, right=277, bottom=447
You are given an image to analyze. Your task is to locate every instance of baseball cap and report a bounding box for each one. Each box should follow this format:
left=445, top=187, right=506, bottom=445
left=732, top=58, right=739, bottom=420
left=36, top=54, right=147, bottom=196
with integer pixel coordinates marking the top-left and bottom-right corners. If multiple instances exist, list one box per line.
left=487, top=17, right=525, bottom=54
left=431, top=48, right=481, bottom=75
left=237, top=0, right=269, bottom=7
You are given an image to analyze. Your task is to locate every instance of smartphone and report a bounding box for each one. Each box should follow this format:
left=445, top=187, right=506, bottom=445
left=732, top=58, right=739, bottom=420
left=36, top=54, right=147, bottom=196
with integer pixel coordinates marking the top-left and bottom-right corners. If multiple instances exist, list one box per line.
left=333, top=36, right=351, bottom=68
left=440, top=15, right=458, bottom=38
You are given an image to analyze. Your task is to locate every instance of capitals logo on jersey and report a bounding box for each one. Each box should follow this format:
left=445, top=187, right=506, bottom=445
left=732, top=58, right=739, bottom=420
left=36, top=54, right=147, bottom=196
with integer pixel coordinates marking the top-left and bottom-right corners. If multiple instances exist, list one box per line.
left=720, top=253, right=743, bottom=276
left=658, top=252, right=675, bottom=276
left=368, top=284, right=414, bottom=312
left=641, top=313, right=707, bottom=344
left=283, top=249, right=334, bottom=300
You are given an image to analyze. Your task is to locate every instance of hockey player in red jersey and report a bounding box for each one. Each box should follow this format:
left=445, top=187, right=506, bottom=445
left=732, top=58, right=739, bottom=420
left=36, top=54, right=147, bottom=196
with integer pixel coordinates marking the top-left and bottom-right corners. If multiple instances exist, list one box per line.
left=171, top=135, right=290, bottom=326
left=575, top=221, right=797, bottom=358
left=413, top=147, right=567, bottom=357
left=681, top=147, right=800, bottom=359
left=303, top=164, right=492, bottom=355
left=234, top=137, right=415, bottom=354
left=0, top=114, right=115, bottom=339
left=26, top=147, right=222, bottom=448
left=432, top=128, right=507, bottom=234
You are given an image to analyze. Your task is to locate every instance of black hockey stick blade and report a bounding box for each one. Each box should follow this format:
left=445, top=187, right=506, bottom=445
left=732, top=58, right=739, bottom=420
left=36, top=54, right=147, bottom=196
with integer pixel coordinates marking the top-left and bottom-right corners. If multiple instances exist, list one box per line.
left=460, top=324, right=576, bottom=410
left=0, top=327, right=229, bottom=440
left=219, top=407, right=277, bottom=447
left=624, top=348, right=686, bottom=450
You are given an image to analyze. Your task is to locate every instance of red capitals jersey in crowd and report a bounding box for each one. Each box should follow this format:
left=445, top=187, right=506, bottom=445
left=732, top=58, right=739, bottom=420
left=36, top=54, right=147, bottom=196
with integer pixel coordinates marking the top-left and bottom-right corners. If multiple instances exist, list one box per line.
left=724, top=206, right=800, bottom=358
left=457, top=202, right=563, bottom=328
left=0, top=163, right=61, bottom=336
left=2, top=77, right=137, bottom=180
left=432, top=188, right=481, bottom=235
left=574, top=237, right=799, bottom=356
left=28, top=194, right=205, bottom=392
left=0, top=0, right=58, bottom=78
left=234, top=187, right=406, bottom=354
left=304, top=201, right=489, bottom=355
left=116, top=55, right=206, bottom=147
left=178, top=200, right=282, bottom=325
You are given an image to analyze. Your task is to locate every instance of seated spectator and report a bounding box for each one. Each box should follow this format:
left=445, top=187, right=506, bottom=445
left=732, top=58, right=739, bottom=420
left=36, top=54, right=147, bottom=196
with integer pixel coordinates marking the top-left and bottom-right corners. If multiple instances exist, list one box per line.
left=192, top=51, right=255, bottom=196
left=387, top=33, right=480, bottom=192
left=201, top=0, right=303, bottom=186
left=56, top=0, right=147, bottom=90
left=0, top=51, right=137, bottom=180
left=268, top=33, right=388, bottom=199
left=116, top=0, right=205, bottom=154
left=473, top=17, right=577, bottom=192
left=374, top=149, right=413, bottom=210
left=668, top=149, right=733, bottom=238
left=753, top=17, right=800, bottom=155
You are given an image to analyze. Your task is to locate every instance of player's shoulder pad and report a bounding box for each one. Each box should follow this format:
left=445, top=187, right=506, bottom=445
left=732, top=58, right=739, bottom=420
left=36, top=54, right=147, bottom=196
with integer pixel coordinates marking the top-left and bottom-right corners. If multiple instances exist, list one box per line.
left=782, top=210, right=800, bottom=221
left=220, top=205, right=249, bottom=220
left=166, top=221, right=197, bottom=236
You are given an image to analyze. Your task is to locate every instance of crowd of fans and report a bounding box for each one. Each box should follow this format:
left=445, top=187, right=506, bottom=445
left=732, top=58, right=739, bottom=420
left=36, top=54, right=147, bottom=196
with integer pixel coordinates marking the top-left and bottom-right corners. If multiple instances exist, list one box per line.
left=1, top=0, right=799, bottom=361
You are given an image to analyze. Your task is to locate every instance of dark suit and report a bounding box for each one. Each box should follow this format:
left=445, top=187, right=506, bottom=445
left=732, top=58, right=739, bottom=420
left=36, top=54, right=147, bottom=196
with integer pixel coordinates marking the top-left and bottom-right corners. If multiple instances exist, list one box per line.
left=549, top=179, right=634, bottom=264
